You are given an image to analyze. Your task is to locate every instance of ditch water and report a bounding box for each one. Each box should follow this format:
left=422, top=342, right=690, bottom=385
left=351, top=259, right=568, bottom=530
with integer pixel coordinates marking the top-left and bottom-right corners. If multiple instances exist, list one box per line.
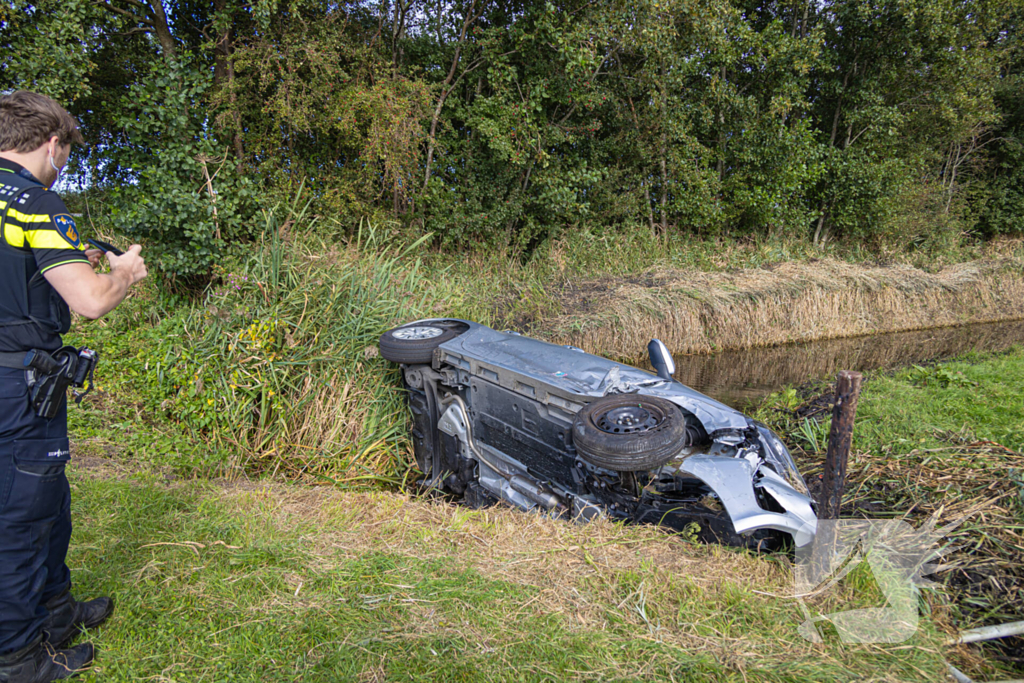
left=668, top=319, right=1024, bottom=411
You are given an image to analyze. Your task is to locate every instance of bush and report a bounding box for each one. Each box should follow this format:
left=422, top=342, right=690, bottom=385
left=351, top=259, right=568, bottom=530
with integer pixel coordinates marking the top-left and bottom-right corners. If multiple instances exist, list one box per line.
left=109, top=58, right=260, bottom=287
left=975, top=134, right=1024, bottom=237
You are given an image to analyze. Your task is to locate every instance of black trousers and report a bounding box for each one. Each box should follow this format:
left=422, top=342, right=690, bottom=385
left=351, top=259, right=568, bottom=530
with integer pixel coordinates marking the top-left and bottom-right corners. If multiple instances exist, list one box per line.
left=0, top=367, right=72, bottom=655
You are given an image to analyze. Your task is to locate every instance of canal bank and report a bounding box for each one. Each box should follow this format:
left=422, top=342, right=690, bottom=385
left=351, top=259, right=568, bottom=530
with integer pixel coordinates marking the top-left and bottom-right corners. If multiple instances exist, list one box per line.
left=528, top=256, right=1024, bottom=361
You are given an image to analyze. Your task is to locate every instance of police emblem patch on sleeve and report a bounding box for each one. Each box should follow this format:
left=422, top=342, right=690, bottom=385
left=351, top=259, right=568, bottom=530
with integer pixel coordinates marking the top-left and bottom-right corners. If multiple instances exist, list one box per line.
left=53, top=214, right=82, bottom=248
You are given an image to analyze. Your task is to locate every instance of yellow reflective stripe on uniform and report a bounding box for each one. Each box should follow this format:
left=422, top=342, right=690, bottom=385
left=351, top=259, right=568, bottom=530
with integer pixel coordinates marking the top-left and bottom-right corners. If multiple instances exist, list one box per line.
left=2, top=207, right=85, bottom=250
left=4, top=223, right=25, bottom=248
left=23, top=229, right=82, bottom=250
left=0, top=200, right=11, bottom=247
left=40, top=258, right=88, bottom=273
left=6, top=208, right=50, bottom=224
left=5, top=207, right=52, bottom=248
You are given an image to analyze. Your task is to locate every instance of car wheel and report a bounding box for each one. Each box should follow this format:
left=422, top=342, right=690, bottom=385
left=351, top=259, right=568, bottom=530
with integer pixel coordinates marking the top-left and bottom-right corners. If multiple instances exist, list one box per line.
left=379, top=321, right=468, bottom=364
left=572, top=394, right=689, bottom=472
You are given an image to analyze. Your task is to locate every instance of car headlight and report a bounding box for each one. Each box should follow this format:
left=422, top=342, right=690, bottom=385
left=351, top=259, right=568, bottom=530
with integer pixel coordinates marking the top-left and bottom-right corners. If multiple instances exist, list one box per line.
left=756, top=425, right=808, bottom=494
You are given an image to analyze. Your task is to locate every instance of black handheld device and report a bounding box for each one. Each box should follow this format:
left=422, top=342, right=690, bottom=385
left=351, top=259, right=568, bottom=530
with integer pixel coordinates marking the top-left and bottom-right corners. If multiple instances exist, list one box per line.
left=85, top=238, right=124, bottom=256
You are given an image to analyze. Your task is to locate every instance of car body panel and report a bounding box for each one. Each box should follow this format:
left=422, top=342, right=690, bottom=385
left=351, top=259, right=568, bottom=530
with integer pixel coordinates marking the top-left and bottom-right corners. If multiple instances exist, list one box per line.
left=677, top=455, right=816, bottom=548
left=437, top=322, right=750, bottom=430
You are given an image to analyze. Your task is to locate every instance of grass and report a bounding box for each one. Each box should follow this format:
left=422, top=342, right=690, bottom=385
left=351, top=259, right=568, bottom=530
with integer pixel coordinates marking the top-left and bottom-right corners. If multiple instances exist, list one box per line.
left=754, top=346, right=1024, bottom=679
left=416, top=228, right=1024, bottom=338
left=59, top=215, right=1024, bottom=680
left=67, top=215, right=435, bottom=480
left=67, top=460, right=954, bottom=682
left=854, top=353, right=1024, bottom=455
left=521, top=256, right=1024, bottom=359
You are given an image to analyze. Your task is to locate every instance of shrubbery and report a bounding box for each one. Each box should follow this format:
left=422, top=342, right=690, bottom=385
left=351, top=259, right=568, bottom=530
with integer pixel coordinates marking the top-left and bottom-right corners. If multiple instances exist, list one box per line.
left=7, top=0, right=1022, bottom=266
left=69, top=212, right=433, bottom=481
left=107, top=60, right=260, bottom=286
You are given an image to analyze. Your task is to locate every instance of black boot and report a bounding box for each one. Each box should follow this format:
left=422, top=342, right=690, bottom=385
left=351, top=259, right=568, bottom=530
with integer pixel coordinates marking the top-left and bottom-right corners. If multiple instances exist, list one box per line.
left=0, top=636, right=94, bottom=682
left=43, top=591, right=114, bottom=649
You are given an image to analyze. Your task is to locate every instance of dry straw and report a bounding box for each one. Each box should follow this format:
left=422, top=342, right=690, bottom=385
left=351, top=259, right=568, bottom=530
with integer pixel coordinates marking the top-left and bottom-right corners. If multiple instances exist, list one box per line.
left=534, top=257, right=1024, bottom=359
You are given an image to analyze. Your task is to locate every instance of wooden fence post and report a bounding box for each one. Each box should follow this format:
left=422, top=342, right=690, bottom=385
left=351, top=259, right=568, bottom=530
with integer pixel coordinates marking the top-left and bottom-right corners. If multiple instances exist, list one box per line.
left=818, top=371, right=864, bottom=519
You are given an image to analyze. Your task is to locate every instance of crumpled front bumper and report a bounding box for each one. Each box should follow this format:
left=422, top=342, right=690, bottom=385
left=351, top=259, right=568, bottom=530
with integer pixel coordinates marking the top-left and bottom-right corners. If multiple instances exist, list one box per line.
left=677, top=454, right=818, bottom=547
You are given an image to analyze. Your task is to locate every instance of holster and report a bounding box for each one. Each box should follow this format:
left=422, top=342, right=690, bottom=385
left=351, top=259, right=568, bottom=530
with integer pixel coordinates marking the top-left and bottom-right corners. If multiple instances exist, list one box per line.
left=0, top=347, right=98, bottom=419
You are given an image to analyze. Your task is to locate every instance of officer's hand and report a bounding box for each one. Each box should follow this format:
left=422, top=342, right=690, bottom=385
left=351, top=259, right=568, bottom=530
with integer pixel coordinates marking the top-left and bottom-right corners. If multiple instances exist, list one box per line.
left=85, top=249, right=102, bottom=268
left=106, top=244, right=148, bottom=286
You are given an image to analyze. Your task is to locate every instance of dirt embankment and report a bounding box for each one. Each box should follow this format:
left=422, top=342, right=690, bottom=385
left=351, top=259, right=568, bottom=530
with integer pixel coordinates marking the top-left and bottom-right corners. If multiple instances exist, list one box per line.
left=526, top=257, right=1024, bottom=359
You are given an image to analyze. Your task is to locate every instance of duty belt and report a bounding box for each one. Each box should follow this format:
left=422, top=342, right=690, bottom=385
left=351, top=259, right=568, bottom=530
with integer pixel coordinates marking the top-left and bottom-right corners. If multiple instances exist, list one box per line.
left=0, top=350, right=30, bottom=369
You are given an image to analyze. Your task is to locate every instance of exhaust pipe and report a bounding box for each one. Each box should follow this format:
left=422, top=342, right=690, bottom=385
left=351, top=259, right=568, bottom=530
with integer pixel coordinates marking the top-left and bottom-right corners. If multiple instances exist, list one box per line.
left=510, top=475, right=563, bottom=510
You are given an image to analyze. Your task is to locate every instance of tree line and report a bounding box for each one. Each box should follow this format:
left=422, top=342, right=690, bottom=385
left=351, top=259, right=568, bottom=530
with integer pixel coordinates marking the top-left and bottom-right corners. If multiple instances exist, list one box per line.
left=2, top=0, right=1021, bottom=278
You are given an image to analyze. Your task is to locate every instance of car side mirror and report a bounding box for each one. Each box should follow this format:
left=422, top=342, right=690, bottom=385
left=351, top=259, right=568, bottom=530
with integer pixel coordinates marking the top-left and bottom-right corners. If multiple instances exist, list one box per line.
left=647, top=339, right=675, bottom=380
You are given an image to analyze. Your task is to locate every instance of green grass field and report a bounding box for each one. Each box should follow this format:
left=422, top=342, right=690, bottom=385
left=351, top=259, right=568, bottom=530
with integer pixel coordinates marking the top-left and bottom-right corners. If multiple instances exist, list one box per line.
left=68, top=466, right=955, bottom=682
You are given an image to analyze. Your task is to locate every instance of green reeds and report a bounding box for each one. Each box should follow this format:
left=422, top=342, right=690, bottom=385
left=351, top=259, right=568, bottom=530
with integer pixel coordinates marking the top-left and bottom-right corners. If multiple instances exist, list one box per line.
left=145, top=207, right=437, bottom=481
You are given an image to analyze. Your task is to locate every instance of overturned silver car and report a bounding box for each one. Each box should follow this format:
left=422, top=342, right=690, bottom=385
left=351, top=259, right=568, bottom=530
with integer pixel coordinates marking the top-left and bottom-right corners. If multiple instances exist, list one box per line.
left=380, top=319, right=817, bottom=549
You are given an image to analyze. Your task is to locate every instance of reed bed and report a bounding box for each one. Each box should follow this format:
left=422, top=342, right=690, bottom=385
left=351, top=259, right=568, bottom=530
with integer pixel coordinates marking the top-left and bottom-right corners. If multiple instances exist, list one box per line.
left=829, top=433, right=1023, bottom=678
left=202, top=220, right=433, bottom=479
left=531, top=257, right=1024, bottom=359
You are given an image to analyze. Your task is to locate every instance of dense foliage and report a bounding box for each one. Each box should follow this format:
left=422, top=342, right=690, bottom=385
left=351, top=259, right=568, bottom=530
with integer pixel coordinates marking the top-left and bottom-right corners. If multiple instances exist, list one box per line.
left=3, top=0, right=1022, bottom=275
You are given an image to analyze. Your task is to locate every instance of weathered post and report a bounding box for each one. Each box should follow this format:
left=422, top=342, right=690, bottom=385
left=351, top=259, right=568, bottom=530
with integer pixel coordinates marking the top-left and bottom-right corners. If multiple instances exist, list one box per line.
left=818, top=371, right=864, bottom=519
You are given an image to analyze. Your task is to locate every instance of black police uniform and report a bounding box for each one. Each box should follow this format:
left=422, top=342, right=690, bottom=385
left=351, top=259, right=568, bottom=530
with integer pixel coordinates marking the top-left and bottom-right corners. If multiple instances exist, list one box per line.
left=0, top=160, right=90, bottom=657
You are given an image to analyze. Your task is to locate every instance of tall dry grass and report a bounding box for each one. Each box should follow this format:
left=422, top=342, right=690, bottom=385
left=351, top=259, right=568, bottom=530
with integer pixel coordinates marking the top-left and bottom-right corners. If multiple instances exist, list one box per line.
left=533, top=257, right=1024, bottom=359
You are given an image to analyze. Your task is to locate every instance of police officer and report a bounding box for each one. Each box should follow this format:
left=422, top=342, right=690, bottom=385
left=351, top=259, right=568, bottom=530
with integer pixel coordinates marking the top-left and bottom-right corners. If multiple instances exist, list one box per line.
left=0, top=91, right=147, bottom=681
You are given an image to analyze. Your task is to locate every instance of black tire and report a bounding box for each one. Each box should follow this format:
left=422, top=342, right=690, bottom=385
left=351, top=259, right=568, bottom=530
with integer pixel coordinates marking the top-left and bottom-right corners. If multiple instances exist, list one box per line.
left=572, top=394, right=689, bottom=472
left=379, top=321, right=467, bottom=364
